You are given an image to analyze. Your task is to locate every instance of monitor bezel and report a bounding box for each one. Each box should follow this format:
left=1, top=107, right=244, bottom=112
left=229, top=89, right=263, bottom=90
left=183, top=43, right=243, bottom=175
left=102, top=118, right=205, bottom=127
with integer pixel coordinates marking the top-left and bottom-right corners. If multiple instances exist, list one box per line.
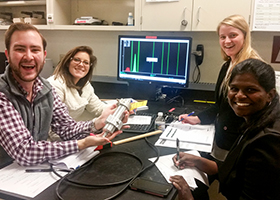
left=117, top=35, right=192, bottom=88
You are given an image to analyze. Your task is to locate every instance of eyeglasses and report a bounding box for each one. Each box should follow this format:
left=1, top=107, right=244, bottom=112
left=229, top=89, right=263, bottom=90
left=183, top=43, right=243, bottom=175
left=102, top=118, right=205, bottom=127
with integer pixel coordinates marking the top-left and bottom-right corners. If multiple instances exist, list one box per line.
left=71, top=57, right=91, bottom=67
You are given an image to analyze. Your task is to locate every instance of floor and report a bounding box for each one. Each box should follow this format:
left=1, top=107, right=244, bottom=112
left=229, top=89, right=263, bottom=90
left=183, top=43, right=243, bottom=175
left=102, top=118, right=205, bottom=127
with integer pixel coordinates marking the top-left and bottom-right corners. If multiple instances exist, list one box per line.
left=208, top=180, right=226, bottom=200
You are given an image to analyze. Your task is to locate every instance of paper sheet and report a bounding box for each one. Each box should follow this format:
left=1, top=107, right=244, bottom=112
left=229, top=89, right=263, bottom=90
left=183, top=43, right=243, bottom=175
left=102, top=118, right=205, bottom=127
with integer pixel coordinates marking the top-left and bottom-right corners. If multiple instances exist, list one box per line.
left=155, top=138, right=212, bottom=152
left=149, top=150, right=209, bottom=190
left=0, top=148, right=100, bottom=199
left=155, top=123, right=214, bottom=152
left=124, top=115, right=152, bottom=125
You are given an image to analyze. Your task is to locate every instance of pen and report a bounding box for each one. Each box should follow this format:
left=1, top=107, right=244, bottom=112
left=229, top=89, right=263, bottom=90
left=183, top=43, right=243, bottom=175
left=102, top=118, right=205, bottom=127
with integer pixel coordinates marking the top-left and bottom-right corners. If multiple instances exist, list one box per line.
left=25, top=168, right=52, bottom=172
left=25, top=168, right=72, bottom=173
left=176, top=138, right=180, bottom=162
left=187, top=111, right=195, bottom=116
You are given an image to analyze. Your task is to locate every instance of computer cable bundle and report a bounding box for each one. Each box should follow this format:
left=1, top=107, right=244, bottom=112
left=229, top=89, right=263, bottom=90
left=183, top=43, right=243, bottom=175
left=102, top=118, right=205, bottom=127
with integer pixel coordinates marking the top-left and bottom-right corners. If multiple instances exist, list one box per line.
left=52, top=137, right=160, bottom=200
left=165, top=94, right=185, bottom=106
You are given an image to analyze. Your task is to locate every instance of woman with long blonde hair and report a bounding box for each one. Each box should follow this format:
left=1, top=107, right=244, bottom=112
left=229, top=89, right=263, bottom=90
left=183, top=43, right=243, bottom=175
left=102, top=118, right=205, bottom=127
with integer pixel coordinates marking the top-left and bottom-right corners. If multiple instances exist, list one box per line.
left=178, top=15, right=263, bottom=189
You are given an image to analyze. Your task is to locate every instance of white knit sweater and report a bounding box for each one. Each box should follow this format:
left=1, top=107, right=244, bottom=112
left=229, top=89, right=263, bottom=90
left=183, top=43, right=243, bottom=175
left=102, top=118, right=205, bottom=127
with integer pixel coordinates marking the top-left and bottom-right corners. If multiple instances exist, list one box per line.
left=47, top=75, right=106, bottom=121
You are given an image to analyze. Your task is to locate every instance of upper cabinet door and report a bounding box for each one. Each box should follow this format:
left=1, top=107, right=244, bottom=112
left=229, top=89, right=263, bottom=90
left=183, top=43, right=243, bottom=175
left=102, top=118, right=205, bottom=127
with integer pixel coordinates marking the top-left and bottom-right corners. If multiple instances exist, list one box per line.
left=141, top=0, right=192, bottom=31
left=192, top=0, right=252, bottom=31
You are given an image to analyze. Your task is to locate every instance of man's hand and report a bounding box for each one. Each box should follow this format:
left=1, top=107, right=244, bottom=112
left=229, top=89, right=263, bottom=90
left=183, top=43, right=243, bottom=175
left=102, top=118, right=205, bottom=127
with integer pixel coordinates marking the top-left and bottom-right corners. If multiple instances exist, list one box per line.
left=77, top=130, right=122, bottom=150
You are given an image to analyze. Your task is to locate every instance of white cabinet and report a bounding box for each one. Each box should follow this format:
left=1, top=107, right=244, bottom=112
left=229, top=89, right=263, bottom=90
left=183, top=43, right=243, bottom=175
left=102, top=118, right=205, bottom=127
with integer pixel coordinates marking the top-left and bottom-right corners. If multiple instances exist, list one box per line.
left=141, top=0, right=192, bottom=31
left=0, top=0, right=252, bottom=31
left=140, top=0, right=252, bottom=32
left=0, top=0, right=48, bottom=29
left=192, top=0, right=252, bottom=31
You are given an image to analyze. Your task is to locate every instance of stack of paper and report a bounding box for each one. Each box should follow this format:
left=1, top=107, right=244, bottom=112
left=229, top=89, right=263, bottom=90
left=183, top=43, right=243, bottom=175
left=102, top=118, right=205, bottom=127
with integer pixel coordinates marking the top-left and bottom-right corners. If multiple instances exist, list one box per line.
left=155, top=122, right=215, bottom=152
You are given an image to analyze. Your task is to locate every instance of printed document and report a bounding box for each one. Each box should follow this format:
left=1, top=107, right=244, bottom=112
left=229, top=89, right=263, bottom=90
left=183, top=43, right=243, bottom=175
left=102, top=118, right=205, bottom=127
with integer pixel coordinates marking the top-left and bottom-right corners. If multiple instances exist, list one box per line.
left=155, top=122, right=215, bottom=152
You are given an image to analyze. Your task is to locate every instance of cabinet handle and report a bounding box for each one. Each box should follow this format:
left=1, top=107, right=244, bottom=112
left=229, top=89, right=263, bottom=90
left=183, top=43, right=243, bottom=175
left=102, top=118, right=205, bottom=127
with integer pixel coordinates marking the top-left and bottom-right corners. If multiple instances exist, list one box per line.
left=181, top=7, right=188, bottom=27
left=197, top=6, right=201, bottom=23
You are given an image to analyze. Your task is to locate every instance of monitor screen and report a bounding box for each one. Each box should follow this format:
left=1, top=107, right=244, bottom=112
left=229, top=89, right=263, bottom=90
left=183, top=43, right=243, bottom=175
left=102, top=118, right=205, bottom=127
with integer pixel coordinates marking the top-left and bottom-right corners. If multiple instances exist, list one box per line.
left=117, top=35, right=192, bottom=88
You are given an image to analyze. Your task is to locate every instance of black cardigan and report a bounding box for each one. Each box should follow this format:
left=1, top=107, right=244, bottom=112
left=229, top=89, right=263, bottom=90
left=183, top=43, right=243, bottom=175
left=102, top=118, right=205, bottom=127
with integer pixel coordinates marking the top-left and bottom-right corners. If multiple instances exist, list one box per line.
left=197, top=60, right=245, bottom=150
left=219, top=119, right=280, bottom=199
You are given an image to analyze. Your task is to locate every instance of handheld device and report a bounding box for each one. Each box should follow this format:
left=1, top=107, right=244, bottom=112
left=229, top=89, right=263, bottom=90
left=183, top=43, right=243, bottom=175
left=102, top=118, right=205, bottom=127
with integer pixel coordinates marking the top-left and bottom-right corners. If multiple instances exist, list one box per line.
left=130, top=177, right=173, bottom=197
left=103, top=98, right=131, bottom=137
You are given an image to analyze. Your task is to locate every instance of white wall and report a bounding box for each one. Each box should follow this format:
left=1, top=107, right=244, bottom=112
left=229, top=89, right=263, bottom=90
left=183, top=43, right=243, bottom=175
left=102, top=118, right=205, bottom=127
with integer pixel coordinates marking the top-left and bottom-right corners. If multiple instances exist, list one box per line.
left=0, top=30, right=279, bottom=83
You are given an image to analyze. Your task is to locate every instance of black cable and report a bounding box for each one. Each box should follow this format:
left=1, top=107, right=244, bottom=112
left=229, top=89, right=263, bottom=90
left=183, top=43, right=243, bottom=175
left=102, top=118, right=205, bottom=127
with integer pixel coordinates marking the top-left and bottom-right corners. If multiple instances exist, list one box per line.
left=66, top=151, right=144, bottom=187
left=192, top=63, right=201, bottom=83
left=166, top=95, right=184, bottom=106
left=104, top=137, right=160, bottom=200
left=53, top=137, right=161, bottom=200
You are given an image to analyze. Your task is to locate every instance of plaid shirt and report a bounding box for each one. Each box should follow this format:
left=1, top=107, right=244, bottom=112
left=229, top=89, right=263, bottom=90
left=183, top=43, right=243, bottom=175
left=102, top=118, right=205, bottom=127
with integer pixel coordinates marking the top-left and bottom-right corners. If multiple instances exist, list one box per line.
left=0, top=76, right=96, bottom=166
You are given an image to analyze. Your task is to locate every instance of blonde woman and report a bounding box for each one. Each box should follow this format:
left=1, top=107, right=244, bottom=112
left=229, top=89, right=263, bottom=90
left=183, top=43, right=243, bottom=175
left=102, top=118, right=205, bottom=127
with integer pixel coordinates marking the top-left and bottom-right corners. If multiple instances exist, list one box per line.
left=179, top=15, right=263, bottom=180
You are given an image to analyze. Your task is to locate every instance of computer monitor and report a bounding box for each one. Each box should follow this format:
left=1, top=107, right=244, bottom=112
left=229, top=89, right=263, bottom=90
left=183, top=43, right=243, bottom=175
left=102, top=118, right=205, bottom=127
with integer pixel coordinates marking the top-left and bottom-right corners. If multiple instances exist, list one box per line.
left=117, top=35, right=192, bottom=99
left=117, top=35, right=192, bottom=86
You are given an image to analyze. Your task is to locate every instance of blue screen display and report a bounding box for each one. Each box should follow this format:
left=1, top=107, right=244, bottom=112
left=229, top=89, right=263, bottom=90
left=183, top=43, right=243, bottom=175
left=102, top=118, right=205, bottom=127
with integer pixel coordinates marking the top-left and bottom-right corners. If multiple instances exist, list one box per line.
left=117, top=35, right=192, bottom=88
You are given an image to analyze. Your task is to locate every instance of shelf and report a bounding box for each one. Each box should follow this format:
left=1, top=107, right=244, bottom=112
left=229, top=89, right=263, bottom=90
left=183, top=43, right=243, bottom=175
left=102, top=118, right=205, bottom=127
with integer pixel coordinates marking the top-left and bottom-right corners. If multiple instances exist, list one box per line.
left=0, top=1, right=46, bottom=7
left=49, top=24, right=139, bottom=31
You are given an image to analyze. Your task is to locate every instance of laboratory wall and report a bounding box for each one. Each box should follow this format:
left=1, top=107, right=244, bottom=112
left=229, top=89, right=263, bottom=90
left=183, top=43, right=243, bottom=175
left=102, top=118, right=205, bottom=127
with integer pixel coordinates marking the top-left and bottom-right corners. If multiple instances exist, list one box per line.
left=0, top=30, right=279, bottom=84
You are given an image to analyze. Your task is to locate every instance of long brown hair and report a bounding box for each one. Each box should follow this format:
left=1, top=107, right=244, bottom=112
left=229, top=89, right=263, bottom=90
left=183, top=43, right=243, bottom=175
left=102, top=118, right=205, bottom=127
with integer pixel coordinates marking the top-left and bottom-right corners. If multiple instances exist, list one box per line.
left=53, top=46, right=97, bottom=91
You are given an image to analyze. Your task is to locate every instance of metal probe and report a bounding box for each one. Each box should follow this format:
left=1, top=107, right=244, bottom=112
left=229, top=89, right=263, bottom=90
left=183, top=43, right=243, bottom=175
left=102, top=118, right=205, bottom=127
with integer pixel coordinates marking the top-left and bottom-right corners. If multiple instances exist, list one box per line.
left=103, top=98, right=131, bottom=137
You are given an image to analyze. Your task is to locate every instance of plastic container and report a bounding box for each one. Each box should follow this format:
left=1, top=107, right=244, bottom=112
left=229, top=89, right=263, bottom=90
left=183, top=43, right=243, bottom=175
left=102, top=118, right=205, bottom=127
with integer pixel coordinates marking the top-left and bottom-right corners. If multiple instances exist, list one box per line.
left=155, top=112, right=165, bottom=130
left=127, top=12, right=133, bottom=26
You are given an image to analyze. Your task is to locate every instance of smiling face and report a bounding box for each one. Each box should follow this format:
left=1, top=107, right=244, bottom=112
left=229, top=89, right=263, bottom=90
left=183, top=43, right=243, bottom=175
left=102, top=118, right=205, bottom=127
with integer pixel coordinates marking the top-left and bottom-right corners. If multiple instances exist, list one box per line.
left=228, top=73, right=274, bottom=121
left=68, top=51, right=91, bottom=84
left=219, top=24, right=244, bottom=62
left=5, top=30, right=46, bottom=85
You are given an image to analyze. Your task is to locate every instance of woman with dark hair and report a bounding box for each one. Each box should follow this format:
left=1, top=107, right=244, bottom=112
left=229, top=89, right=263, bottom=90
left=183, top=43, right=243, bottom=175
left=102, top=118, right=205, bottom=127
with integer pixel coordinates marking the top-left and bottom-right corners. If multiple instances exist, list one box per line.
left=48, top=46, right=106, bottom=122
left=170, top=59, right=280, bottom=200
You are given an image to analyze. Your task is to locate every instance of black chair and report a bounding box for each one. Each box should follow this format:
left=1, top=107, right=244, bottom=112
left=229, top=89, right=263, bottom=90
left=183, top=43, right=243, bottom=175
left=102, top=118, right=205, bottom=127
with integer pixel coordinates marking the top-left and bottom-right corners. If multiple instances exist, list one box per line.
left=0, top=52, right=7, bottom=74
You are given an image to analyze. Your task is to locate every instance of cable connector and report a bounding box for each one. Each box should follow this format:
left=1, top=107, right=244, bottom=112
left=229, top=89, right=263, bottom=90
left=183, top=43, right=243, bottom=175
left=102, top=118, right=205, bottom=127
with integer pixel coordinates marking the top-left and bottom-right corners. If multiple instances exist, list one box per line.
left=192, top=44, right=204, bottom=66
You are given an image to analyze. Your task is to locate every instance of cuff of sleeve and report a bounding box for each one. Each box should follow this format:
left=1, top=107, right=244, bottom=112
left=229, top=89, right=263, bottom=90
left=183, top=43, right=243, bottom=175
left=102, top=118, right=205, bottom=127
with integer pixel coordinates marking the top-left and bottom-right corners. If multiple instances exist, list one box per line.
left=91, top=118, right=103, bottom=133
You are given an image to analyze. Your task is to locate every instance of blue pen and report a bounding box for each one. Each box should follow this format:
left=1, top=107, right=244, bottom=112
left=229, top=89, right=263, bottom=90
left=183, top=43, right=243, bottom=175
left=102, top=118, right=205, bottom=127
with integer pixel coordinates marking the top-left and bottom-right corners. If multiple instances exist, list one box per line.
left=187, top=111, right=195, bottom=116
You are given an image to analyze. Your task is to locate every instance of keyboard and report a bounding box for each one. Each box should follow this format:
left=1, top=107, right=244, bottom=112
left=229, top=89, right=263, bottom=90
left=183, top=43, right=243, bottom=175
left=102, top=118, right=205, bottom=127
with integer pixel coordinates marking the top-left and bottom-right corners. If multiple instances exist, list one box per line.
left=122, top=113, right=157, bottom=134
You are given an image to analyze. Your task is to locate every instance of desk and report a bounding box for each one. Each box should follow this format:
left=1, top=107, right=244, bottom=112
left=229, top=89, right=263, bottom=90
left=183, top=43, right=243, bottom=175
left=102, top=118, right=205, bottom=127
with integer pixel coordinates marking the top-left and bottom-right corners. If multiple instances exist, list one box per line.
left=0, top=100, right=212, bottom=200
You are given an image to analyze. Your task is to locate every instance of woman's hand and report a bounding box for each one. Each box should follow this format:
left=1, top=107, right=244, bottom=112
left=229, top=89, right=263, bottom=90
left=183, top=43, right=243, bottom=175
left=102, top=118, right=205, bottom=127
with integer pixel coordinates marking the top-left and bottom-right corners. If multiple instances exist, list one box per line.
left=178, top=115, right=201, bottom=125
left=173, top=152, right=198, bottom=170
left=94, top=104, right=117, bottom=130
left=169, top=175, right=194, bottom=200
left=173, top=152, right=218, bottom=175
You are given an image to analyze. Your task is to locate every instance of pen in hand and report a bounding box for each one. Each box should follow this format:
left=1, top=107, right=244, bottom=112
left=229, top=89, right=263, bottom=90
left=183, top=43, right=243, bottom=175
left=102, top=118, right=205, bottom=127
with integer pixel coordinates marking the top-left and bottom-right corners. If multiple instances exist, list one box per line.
left=179, top=111, right=195, bottom=122
left=176, top=138, right=180, bottom=169
left=187, top=111, right=195, bottom=116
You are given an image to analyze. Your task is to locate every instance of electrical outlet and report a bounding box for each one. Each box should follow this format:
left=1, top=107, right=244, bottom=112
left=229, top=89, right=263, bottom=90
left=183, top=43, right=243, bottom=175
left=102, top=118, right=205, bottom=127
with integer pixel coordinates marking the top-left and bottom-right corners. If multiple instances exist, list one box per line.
left=47, top=14, right=54, bottom=23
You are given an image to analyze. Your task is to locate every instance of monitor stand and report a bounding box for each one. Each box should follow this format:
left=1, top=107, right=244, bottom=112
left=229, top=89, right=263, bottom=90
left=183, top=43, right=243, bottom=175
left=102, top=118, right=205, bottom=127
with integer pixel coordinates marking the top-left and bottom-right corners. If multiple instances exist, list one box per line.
left=128, top=82, right=162, bottom=101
